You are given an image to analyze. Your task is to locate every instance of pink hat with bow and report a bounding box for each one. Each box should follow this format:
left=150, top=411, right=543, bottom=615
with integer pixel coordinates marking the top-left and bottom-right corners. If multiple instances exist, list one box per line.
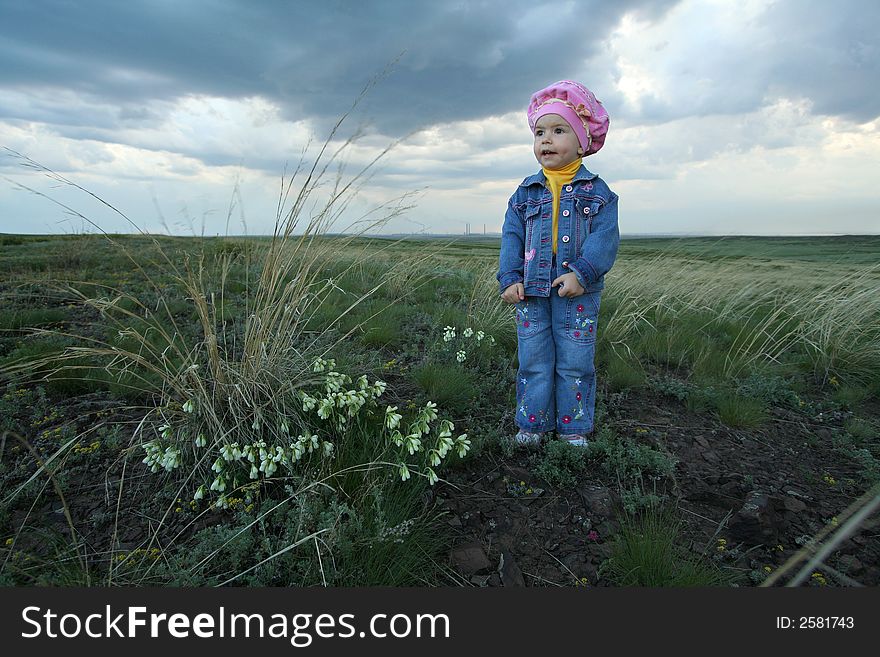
left=527, top=80, right=609, bottom=155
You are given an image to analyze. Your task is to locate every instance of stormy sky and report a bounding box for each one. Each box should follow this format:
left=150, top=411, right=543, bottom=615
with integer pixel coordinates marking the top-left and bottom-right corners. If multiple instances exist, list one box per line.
left=1, top=0, right=878, bottom=236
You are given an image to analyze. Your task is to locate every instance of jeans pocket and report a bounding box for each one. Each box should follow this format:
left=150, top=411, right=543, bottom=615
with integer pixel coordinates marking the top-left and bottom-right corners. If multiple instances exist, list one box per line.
left=515, top=299, right=539, bottom=338
left=564, top=291, right=600, bottom=343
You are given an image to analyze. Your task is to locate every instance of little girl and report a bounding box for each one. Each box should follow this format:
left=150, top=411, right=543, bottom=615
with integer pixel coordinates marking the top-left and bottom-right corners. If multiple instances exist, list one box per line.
left=497, top=80, right=619, bottom=447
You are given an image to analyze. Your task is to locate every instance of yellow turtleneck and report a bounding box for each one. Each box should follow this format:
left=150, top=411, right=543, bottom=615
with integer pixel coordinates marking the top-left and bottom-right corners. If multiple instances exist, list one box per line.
left=542, top=158, right=582, bottom=254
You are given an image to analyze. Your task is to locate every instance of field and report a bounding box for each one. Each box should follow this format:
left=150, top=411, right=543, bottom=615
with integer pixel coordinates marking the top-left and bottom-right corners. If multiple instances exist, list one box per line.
left=1, top=230, right=878, bottom=587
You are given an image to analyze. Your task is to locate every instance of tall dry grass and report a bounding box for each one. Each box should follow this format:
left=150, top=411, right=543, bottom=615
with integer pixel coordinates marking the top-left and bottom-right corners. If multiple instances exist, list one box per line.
left=2, top=91, right=476, bottom=584
left=601, top=254, right=880, bottom=384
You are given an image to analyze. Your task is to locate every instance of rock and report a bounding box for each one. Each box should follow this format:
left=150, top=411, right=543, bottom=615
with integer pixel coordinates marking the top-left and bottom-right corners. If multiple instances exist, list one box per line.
left=487, top=573, right=502, bottom=587
left=702, top=450, right=720, bottom=464
left=581, top=563, right=598, bottom=582
left=728, top=491, right=779, bottom=544
left=694, top=435, right=710, bottom=448
left=450, top=542, right=491, bottom=575
left=578, top=485, right=613, bottom=517
left=470, top=574, right=490, bottom=587
left=498, top=550, right=525, bottom=587
left=784, top=488, right=813, bottom=502
left=446, top=515, right=463, bottom=528
left=563, top=553, right=585, bottom=572
left=591, top=542, right=614, bottom=561
left=720, top=481, right=744, bottom=501
left=782, top=496, right=807, bottom=513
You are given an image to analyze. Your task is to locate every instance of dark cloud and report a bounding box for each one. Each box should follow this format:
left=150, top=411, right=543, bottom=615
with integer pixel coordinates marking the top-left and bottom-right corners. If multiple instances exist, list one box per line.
left=0, top=0, right=676, bottom=136
left=761, top=0, right=880, bottom=122
left=606, top=0, right=880, bottom=126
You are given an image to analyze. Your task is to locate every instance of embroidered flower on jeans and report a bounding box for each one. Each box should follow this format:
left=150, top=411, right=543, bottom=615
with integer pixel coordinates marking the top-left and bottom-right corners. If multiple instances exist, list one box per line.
left=529, top=414, right=537, bottom=423
left=562, top=415, right=572, bottom=424
left=576, top=392, right=582, bottom=401
left=577, top=304, right=584, bottom=312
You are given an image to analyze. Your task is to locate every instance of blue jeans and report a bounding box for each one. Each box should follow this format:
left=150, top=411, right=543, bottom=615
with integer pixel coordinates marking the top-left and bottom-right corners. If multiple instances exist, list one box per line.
left=514, top=254, right=601, bottom=436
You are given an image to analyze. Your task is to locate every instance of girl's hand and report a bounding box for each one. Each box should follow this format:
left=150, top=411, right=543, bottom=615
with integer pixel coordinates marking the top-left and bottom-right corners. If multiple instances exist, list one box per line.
left=501, top=282, right=525, bottom=304
left=551, top=272, right=585, bottom=297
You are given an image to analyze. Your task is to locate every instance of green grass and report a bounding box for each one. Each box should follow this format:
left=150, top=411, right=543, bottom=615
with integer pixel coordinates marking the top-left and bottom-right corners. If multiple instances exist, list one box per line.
left=601, top=351, right=646, bottom=391
left=0, top=308, right=69, bottom=331
left=600, top=507, right=737, bottom=587
left=714, top=393, right=768, bottom=428
left=412, top=362, right=477, bottom=407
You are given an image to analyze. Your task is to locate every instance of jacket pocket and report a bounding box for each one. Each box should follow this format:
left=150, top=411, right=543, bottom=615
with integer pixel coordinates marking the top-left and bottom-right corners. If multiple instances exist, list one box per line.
left=574, top=197, right=599, bottom=250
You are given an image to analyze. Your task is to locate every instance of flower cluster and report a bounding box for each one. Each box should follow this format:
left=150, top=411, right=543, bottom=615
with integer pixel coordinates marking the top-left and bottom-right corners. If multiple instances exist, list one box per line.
left=439, top=325, right=496, bottom=365
left=142, top=441, right=182, bottom=473
left=143, top=357, right=470, bottom=509
left=387, top=403, right=470, bottom=485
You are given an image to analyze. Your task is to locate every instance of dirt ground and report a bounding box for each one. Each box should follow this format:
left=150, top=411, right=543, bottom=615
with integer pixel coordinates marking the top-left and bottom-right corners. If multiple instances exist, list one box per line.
left=3, top=380, right=877, bottom=587
left=437, top=387, right=880, bottom=587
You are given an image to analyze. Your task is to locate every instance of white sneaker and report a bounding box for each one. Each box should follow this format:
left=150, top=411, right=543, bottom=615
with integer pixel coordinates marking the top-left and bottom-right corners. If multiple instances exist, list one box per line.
left=513, top=430, right=545, bottom=447
left=561, top=433, right=589, bottom=447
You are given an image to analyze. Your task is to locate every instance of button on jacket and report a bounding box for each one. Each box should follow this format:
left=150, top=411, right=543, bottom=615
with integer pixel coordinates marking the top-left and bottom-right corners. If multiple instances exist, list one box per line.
left=497, top=165, right=619, bottom=297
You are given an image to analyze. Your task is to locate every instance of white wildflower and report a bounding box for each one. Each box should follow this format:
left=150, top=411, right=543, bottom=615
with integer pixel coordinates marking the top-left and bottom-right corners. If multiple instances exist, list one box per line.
left=292, top=441, right=305, bottom=461
left=426, top=467, right=439, bottom=486
left=385, top=405, right=402, bottom=430
left=437, top=435, right=455, bottom=459
left=456, top=350, right=466, bottom=363
left=318, top=398, right=334, bottom=420
left=398, top=463, right=411, bottom=481
left=372, top=380, right=387, bottom=397
left=463, top=328, right=473, bottom=338
left=456, top=434, right=471, bottom=458
left=405, top=434, right=422, bottom=455
left=438, top=419, right=454, bottom=438
left=301, top=392, right=317, bottom=412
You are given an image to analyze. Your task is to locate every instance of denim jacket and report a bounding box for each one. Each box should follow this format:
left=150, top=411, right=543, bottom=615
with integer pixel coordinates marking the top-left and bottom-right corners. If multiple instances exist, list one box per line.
left=497, top=164, right=619, bottom=297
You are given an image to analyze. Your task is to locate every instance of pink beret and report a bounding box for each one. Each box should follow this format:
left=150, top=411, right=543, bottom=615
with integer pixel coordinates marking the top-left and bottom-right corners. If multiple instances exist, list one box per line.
left=527, top=80, right=609, bottom=155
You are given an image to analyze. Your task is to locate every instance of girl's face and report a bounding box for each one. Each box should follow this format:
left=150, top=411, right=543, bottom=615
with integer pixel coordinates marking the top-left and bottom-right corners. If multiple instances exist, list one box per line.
left=533, top=113, right=583, bottom=169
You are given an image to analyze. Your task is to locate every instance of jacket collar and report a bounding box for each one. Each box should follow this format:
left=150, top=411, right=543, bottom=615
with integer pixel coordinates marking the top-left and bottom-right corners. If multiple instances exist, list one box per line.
left=520, top=163, right=598, bottom=188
